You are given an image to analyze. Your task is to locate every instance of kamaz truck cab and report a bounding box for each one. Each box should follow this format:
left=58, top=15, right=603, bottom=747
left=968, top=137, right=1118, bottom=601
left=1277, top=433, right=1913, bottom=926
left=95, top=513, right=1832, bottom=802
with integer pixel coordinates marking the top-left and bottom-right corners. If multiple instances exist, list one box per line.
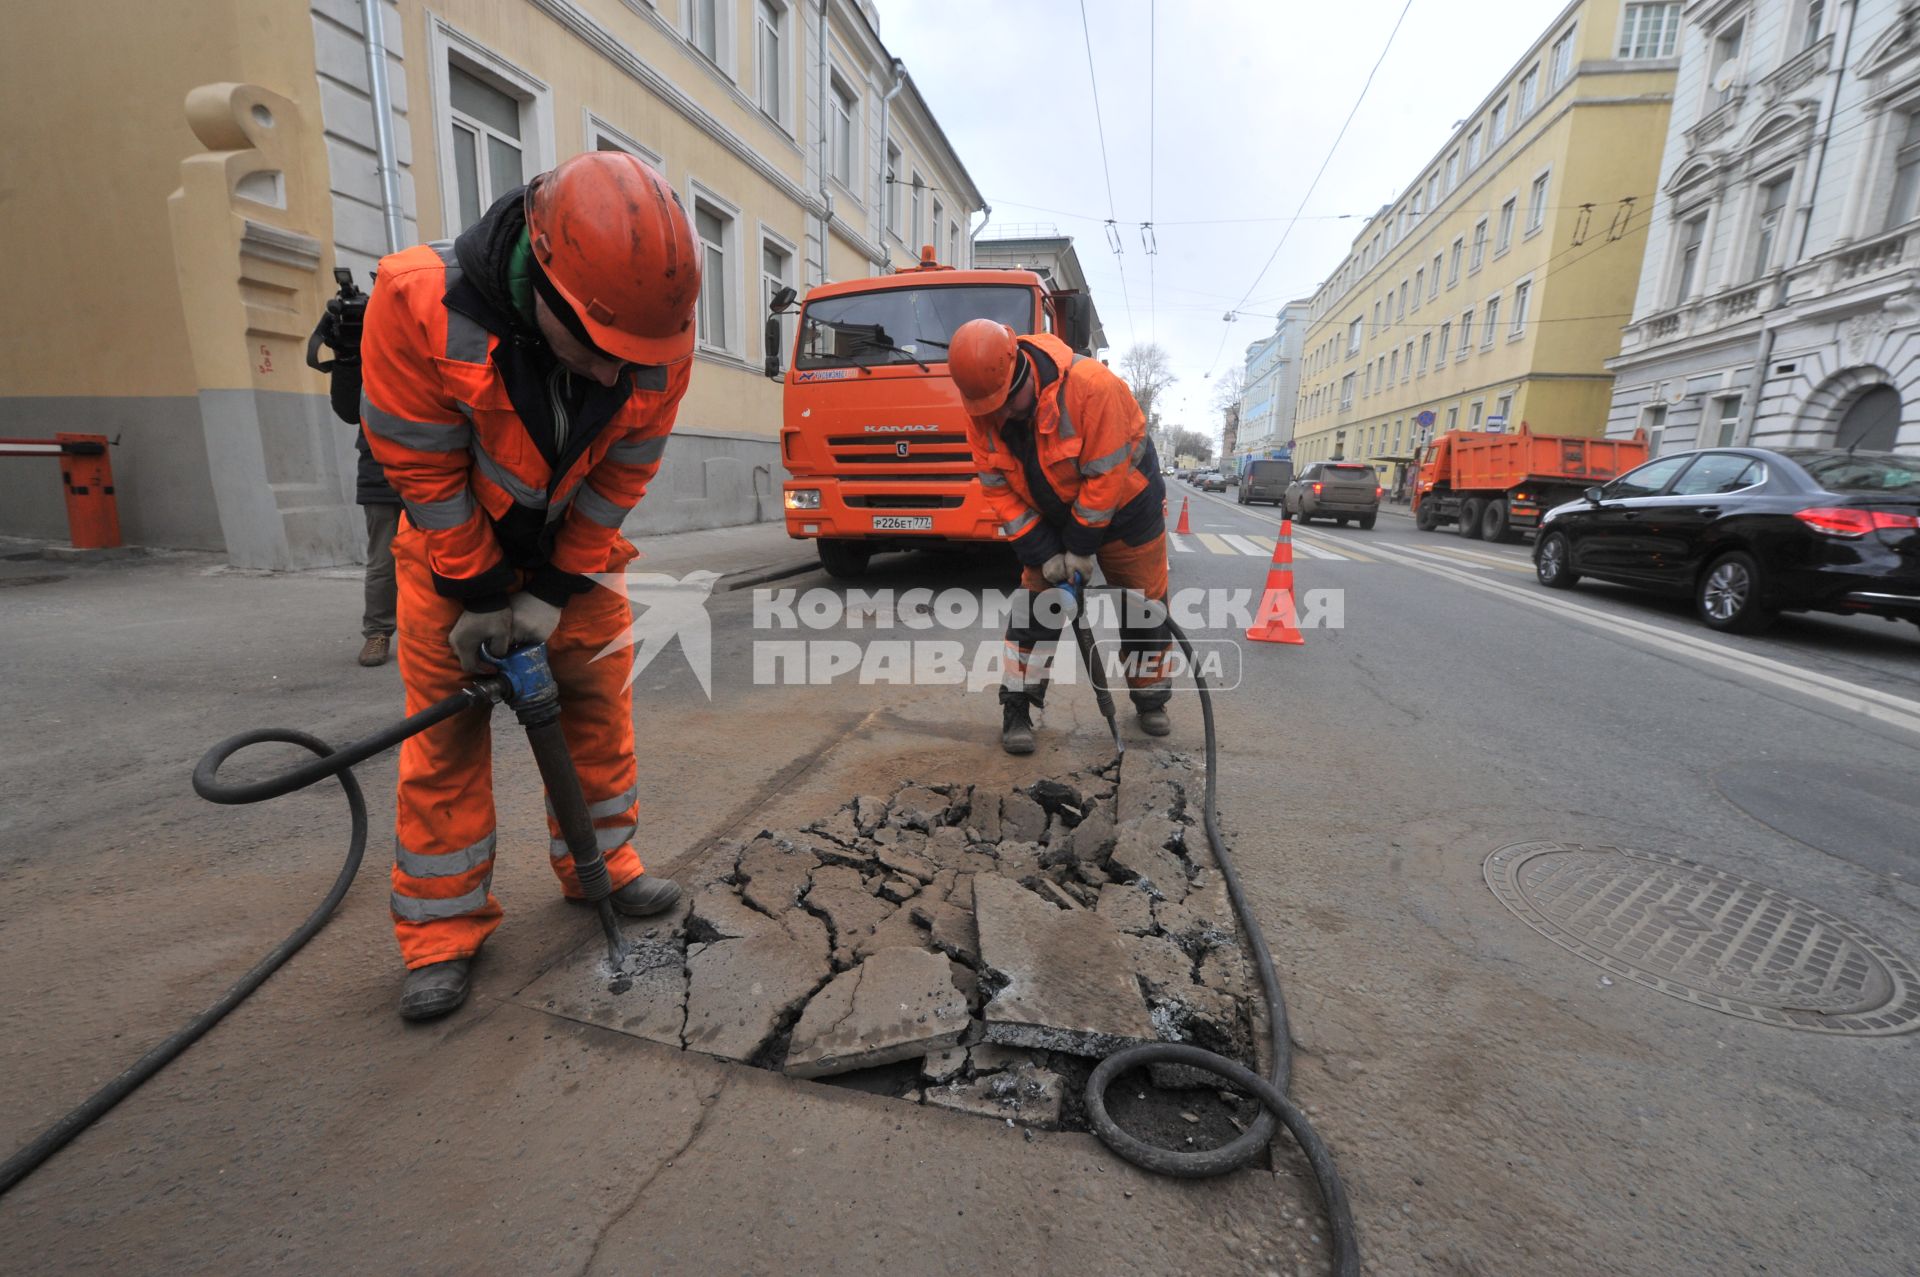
left=767, top=247, right=1094, bottom=579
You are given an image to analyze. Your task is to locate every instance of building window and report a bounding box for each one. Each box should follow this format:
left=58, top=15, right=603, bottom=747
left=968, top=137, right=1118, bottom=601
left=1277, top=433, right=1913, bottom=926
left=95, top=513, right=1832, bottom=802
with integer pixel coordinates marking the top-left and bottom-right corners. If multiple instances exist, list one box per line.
left=1389, top=350, right=1398, bottom=382
left=1714, top=395, right=1741, bottom=447
left=1347, top=317, right=1362, bottom=354
left=885, top=141, right=902, bottom=234
left=1496, top=197, right=1517, bottom=253
left=1437, top=321, right=1451, bottom=361
left=1372, top=299, right=1383, bottom=334
left=1519, top=65, right=1540, bottom=116
left=1644, top=403, right=1667, bottom=454
left=1413, top=268, right=1424, bottom=308
left=1510, top=280, right=1531, bottom=335
left=756, top=1, right=787, bottom=124
left=688, top=0, right=724, bottom=67
left=1711, top=23, right=1744, bottom=109
left=1527, top=172, right=1549, bottom=234
left=1801, top=0, right=1828, bottom=52
left=1459, top=308, right=1474, bottom=356
left=1491, top=98, right=1510, bottom=147
left=1470, top=400, right=1485, bottom=428
left=448, top=64, right=526, bottom=231
left=1673, top=212, right=1706, bottom=302
left=1419, top=332, right=1431, bottom=373
left=762, top=234, right=794, bottom=360
left=1470, top=219, right=1488, bottom=272
left=931, top=198, right=944, bottom=252
left=1619, top=3, right=1681, bottom=59
left=1446, top=406, right=1459, bottom=431
left=1340, top=372, right=1355, bottom=409
left=1398, top=281, right=1408, bottom=321
left=1495, top=393, right=1513, bottom=425
left=1403, top=341, right=1414, bottom=380
left=1430, top=253, right=1442, bottom=297
left=1887, top=111, right=1920, bottom=229
left=950, top=221, right=961, bottom=267
left=1752, top=174, right=1790, bottom=276
left=1446, top=150, right=1460, bottom=190
left=1467, top=127, right=1484, bottom=169
left=693, top=197, right=734, bottom=354
left=587, top=113, right=663, bottom=170
left=830, top=75, right=857, bottom=189
left=1550, top=26, right=1576, bottom=86
left=1426, top=172, right=1439, bottom=211
left=1448, top=237, right=1464, bottom=285
left=910, top=174, right=924, bottom=247
left=1482, top=296, right=1501, bottom=346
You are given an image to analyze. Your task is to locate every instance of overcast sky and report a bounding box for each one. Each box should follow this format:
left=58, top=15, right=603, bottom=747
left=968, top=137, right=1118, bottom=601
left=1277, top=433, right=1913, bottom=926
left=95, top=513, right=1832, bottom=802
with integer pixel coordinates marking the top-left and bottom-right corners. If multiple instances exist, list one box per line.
left=882, top=0, right=1571, bottom=442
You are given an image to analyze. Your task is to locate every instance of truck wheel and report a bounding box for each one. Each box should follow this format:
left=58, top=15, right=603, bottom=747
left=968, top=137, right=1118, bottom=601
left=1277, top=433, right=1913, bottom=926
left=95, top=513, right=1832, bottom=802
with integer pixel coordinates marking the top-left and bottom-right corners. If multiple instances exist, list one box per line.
left=1697, top=551, right=1777, bottom=635
left=1535, top=531, right=1580, bottom=589
left=1358, top=512, right=1377, bottom=530
left=1458, top=497, right=1486, bottom=539
left=816, top=539, right=871, bottom=580
left=1482, top=498, right=1511, bottom=543
left=1415, top=504, right=1439, bottom=533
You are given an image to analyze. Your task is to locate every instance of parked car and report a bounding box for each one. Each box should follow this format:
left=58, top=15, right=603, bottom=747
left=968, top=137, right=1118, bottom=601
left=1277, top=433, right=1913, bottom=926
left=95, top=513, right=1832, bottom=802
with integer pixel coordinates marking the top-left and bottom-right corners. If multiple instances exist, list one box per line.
left=1238, top=458, right=1294, bottom=506
left=1533, top=446, right=1920, bottom=635
left=1286, top=462, right=1382, bottom=528
left=1197, top=469, right=1228, bottom=492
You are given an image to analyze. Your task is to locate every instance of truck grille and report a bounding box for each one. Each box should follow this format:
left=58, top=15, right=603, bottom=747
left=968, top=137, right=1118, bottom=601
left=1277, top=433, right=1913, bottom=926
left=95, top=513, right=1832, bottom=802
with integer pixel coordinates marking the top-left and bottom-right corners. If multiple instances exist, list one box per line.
left=843, top=494, right=967, bottom=509
left=827, top=432, right=973, bottom=468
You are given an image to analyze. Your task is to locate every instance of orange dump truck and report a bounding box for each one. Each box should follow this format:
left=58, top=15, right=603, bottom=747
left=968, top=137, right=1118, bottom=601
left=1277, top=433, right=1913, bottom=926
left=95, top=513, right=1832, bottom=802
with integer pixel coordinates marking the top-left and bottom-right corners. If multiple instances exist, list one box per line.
left=768, top=248, right=1095, bottom=579
left=1413, top=424, right=1649, bottom=542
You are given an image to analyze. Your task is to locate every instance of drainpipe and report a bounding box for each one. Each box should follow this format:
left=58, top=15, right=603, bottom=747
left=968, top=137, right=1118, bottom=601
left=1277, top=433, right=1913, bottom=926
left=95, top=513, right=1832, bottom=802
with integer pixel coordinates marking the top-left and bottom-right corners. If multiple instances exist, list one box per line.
left=816, top=0, right=831, bottom=283
left=971, top=202, right=993, bottom=256
left=360, top=0, right=406, bottom=254
left=1738, top=0, right=1857, bottom=444
left=878, top=58, right=906, bottom=266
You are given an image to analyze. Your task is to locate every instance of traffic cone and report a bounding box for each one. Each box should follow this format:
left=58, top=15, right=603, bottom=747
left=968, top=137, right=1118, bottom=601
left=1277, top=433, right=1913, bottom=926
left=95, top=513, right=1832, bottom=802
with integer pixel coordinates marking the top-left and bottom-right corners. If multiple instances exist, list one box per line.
left=1175, top=496, right=1192, bottom=534
left=1246, top=518, right=1304, bottom=645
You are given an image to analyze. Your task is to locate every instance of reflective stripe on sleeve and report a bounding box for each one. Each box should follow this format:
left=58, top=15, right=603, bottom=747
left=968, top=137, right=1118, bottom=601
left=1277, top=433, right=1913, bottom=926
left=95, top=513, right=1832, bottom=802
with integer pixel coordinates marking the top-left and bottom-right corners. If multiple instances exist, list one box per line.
left=470, top=437, right=549, bottom=508
left=978, top=470, right=1010, bottom=488
left=572, top=483, right=633, bottom=528
left=1001, top=507, right=1040, bottom=538
left=394, top=832, right=496, bottom=879
left=403, top=489, right=477, bottom=530
left=362, top=396, right=473, bottom=452
left=606, top=435, right=668, bottom=466
left=1072, top=501, right=1116, bottom=525
left=390, top=879, right=492, bottom=922
left=1081, top=441, right=1132, bottom=476
left=549, top=822, right=636, bottom=862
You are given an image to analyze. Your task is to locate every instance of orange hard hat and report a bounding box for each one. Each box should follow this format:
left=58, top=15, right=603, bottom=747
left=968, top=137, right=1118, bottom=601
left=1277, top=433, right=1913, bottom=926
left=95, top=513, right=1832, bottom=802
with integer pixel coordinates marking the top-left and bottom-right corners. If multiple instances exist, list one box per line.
left=949, top=319, right=1027, bottom=415
left=525, top=152, right=701, bottom=365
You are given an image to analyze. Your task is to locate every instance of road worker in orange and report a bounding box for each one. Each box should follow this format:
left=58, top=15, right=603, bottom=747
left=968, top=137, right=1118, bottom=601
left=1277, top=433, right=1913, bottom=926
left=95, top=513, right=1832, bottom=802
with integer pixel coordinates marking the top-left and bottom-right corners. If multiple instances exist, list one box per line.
left=360, top=152, right=699, bottom=1021
left=947, top=320, right=1175, bottom=755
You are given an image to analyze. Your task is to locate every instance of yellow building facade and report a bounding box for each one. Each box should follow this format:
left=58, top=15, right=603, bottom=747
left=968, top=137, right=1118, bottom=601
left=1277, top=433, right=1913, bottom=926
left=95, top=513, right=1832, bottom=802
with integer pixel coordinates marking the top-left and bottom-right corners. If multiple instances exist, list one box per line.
left=1293, top=0, right=1679, bottom=488
left=0, top=0, right=980, bottom=567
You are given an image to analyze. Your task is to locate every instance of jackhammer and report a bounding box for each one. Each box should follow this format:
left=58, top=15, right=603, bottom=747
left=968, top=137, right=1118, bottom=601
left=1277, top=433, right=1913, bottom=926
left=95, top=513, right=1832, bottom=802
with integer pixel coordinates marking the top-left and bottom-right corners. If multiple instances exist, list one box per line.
left=0, top=641, right=623, bottom=1196
left=1057, top=575, right=1359, bottom=1277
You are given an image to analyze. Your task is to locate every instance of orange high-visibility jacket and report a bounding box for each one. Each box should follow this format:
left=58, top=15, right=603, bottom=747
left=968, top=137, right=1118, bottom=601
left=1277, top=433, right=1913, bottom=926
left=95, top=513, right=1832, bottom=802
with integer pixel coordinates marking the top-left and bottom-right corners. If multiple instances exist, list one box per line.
left=360, top=240, right=689, bottom=608
left=965, top=332, right=1158, bottom=563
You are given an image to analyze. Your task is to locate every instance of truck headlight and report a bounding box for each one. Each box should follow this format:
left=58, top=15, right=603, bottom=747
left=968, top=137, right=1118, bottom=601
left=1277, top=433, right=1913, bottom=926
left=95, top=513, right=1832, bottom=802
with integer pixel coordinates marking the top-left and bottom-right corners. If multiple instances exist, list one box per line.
left=784, top=489, right=821, bottom=510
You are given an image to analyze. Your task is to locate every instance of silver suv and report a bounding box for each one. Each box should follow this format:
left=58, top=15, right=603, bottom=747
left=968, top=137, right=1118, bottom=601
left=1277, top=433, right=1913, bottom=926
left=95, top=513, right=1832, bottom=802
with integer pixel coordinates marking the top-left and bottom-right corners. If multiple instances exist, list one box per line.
left=1285, top=462, right=1381, bottom=528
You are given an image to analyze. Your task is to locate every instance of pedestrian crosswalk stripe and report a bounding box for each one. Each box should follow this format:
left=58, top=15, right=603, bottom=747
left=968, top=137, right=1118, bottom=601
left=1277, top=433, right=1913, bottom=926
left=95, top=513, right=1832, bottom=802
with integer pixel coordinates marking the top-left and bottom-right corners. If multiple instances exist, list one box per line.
left=1169, top=528, right=1375, bottom=563
left=1222, top=534, right=1269, bottom=557
left=1195, top=533, right=1235, bottom=555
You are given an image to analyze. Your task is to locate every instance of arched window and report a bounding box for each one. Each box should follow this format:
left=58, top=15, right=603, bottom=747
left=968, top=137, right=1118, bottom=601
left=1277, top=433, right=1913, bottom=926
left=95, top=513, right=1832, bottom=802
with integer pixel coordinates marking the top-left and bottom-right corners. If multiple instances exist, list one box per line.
left=1835, top=385, right=1902, bottom=451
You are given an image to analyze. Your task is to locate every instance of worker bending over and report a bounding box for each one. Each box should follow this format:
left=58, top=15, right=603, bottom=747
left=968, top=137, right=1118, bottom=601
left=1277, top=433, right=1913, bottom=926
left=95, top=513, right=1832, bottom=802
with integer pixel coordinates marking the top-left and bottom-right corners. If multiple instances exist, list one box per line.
left=360, top=153, right=699, bottom=1020
left=947, top=320, right=1175, bottom=755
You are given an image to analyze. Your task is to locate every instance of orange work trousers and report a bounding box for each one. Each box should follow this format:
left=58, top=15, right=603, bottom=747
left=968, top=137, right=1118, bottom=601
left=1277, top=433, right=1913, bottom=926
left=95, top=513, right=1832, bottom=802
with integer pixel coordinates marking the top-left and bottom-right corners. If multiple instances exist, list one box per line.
left=1003, top=531, right=1173, bottom=708
left=389, top=522, right=645, bottom=968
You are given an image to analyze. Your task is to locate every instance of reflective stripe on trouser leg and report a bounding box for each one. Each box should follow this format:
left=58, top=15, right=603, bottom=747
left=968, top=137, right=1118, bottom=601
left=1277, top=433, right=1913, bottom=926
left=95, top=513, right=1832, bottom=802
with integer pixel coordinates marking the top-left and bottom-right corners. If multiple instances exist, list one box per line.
left=1002, top=562, right=1066, bottom=705
left=390, top=527, right=503, bottom=968
left=541, top=564, right=645, bottom=897
left=1096, top=532, right=1175, bottom=695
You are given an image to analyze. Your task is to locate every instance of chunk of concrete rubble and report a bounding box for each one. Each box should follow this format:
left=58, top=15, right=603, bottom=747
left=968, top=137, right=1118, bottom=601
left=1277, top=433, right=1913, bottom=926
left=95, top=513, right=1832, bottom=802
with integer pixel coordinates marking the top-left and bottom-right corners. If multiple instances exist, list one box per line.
left=922, top=1045, right=968, bottom=1084
left=687, top=884, right=774, bottom=942
left=1057, top=801, right=1116, bottom=866
left=888, top=785, right=950, bottom=831
left=683, top=920, right=831, bottom=1064
left=972, top=874, right=1158, bottom=1057
left=1155, top=874, right=1235, bottom=954
left=1108, top=818, right=1190, bottom=902
left=1116, top=763, right=1187, bottom=826
left=877, top=875, right=919, bottom=904
left=920, top=825, right=971, bottom=871
left=999, top=791, right=1047, bottom=843
left=968, top=787, right=1002, bottom=841
left=805, top=871, right=897, bottom=948
left=810, top=835, right=877, bottom=871
left=965, top=1043, right=1034, bottom=1074
left=806, top=805, right=861, bottom=848
left=784, top=946, right=971, bottom=1078
left=736, top=836, right=815, bottom=916
left=923, top=1063, right=1065, bottom=1129
left=993, top=840, right=1042, bottom=878
left=1028, top=777, right=1082, bottom=814
left=1096, top=882, right=1156, bottom=934
left=852, top=899, right=928, bottom=959
left=1199, top=943, right=1252, bottom=993
left=853, top=795, right=888, bottom=835
left=908, top=898, right=978, bottom=966
left=875, top=844, right=936, bottom=884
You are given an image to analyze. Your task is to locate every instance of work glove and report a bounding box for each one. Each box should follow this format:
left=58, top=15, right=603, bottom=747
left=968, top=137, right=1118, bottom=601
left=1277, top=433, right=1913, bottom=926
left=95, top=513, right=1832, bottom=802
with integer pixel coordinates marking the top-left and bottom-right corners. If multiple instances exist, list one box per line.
left=508, top=591, right=564, bottom=646
left=1064, top=552, right=1096, bottom=584
left=447, top=606, right=513, bottom=674
left=1040, top=553, right=1070, bottom=585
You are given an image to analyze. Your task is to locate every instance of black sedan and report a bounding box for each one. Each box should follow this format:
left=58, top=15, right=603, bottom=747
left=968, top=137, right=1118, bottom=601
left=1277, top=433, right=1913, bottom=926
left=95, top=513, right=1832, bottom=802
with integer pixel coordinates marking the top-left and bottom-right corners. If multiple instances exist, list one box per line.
left=1532, top=446, right=1920, bottom=635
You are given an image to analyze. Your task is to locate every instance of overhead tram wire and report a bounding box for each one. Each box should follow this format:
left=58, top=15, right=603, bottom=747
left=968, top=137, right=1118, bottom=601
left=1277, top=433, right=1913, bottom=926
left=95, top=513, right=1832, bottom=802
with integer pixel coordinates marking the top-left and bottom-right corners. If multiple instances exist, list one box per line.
left=1148, top=0, right=1158, bottom=343
left=1205, top=0, right=1418, bottom=378
left=1078, top=0, right=1137, bottom=347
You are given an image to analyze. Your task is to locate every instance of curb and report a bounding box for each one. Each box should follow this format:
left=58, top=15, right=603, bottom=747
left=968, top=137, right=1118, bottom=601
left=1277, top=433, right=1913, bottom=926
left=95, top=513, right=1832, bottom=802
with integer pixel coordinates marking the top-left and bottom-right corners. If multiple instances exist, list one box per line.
left=718, top=558, right=819, bottom=592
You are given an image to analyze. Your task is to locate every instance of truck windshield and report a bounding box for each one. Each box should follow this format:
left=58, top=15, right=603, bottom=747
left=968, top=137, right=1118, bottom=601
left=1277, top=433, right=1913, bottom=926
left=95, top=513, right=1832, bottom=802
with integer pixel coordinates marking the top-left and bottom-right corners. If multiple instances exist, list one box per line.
left=796, top=285, right=1032, bottom=370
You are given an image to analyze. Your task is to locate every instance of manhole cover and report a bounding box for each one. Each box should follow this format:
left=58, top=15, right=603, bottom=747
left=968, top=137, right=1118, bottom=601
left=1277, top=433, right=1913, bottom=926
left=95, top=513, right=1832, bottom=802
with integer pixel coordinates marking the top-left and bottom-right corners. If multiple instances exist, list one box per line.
left=1485, top=841, right=1920, bottom=1035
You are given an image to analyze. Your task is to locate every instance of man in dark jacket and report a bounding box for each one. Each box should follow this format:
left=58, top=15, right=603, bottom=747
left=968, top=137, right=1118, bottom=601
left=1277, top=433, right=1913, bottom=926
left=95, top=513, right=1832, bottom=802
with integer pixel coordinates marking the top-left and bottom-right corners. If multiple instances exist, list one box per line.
left=355, top=429, right=402, bottom=666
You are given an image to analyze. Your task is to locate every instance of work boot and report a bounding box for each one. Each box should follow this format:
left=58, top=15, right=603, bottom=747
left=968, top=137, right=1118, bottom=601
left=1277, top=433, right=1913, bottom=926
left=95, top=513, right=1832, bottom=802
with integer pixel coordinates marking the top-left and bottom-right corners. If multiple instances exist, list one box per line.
left=609, top=873, right=682, bottom=917
left=1001, top=698, right=1036, bottom=755
left=358, top=634, right=391, bottom=667
left=398, top=958, right=471, bottom=1022
left=1136, top=707, right=1171, bottom=737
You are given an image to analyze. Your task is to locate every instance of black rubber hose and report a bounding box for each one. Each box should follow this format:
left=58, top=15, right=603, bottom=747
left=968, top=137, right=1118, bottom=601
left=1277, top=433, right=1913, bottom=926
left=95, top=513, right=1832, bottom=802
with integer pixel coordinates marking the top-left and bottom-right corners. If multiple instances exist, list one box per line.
left=1084, top=618, right=1360, bottom=1277
left=0, top=684, right=499, bottom=1198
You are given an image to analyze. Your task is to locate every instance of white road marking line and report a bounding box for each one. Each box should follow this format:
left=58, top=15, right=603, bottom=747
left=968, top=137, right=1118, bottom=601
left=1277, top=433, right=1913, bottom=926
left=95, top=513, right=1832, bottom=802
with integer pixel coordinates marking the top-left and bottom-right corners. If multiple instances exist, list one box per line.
left=1389, top=543, right=1501, bottom=573
left=1222, top=534, right=1270, bottom=557
left=1400, top=541, right=1530, bottom=569
left=1169, top=533, right=1194, bottom=553
left=1289, top=529, right=1364, bottom=562
left=1195, top=533, right=1235, bottom=555
left=1290, top=540, right=1344, bottom=561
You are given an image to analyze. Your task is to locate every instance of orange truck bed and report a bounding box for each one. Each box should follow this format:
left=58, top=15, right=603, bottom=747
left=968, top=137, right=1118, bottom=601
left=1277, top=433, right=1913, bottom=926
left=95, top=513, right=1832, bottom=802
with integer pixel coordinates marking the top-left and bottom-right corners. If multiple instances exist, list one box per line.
left=1414, top=425, right=1648, bottom=542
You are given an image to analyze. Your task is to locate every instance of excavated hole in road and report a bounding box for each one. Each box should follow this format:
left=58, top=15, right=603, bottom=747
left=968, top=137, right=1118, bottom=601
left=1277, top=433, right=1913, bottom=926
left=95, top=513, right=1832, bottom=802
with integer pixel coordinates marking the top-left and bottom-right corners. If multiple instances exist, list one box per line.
left=584, top=751, right=1269, bottom=1147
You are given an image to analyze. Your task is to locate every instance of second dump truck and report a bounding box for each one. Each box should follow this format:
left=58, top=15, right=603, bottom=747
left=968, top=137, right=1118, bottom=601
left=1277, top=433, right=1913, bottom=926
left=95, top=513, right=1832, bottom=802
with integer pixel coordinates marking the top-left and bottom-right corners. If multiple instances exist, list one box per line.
left=1413, top=424, right=1649, bottom=542
left=769, top=247, right=1095, bottom=579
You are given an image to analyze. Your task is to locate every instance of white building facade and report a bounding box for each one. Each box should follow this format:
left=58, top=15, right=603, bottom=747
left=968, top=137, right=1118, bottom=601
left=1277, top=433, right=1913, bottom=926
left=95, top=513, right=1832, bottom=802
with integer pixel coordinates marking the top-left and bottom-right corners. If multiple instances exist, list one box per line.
left=1607, top=0, right=1920, bottom=456
left=1236, top=300, right=1312, bottom=459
